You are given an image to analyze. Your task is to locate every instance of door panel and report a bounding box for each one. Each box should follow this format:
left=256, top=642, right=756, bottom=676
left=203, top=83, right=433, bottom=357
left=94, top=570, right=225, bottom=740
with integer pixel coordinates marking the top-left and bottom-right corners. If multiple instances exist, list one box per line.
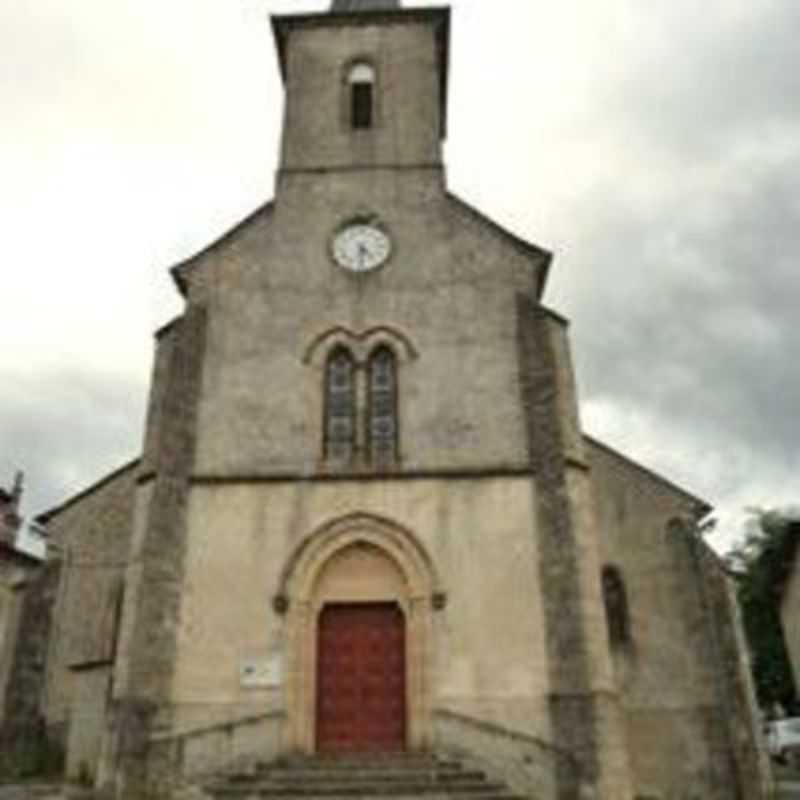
left=316, top=603, right=406, bottom=753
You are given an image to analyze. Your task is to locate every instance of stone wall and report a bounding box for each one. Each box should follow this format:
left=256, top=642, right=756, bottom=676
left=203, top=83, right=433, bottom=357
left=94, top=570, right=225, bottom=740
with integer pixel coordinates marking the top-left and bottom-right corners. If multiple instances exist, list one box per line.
left=0, top=558, right=61, bottom=777
left=0, top=562, right=30, bottom=725
left=0, top=485, right=22, bottom=549
left=42, top=459, right=138, bottom=731
left=516, top=303, right=632, bottom=800
left=586, top=439, right=770, bottom=799
left=8, top=460, right=140, bottom=784
left=187, top=176, right=547, bottom=481
left=104, top=305, right=208, bottom=800
left=170, top=477, right=552, bottom=744
left=434, top=709, right=582, bottom=800
left=278, top=13, right=445, bottom=170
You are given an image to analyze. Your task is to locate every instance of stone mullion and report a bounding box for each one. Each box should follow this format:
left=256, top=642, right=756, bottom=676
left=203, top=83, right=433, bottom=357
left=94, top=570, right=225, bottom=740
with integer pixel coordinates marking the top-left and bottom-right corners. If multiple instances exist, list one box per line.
left=355, top=362, right=369, bottom=464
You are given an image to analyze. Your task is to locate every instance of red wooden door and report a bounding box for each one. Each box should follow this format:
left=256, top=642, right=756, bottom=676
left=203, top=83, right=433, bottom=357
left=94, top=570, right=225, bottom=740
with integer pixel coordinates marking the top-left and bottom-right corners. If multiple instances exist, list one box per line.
left=316, top=603, right=406, bottom=754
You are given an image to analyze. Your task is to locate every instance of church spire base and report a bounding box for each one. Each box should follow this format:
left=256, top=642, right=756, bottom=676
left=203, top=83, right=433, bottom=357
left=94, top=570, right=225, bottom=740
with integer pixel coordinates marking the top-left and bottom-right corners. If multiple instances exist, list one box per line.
left=331, top=0, right=401, bottom=11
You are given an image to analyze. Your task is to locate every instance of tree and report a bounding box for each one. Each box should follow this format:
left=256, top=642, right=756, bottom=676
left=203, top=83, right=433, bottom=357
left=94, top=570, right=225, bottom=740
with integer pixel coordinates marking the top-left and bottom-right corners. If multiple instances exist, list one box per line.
left=727, top=509, right=798, bottom=715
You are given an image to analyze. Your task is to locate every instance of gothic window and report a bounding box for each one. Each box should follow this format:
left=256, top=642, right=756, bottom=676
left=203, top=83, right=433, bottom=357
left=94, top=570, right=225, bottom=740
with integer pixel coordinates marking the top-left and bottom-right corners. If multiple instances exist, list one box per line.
left=602, top=565, right=631, bottom=647
left=325, top=347, right=357, bottom=463
left=349, top=62, right=376, bottom=129
left=367, top=346, right=398, bottom=465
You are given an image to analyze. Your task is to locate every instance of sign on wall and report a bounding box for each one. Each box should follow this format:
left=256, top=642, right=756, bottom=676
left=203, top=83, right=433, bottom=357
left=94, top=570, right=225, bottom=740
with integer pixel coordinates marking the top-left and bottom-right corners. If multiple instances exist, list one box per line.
left=239, top=655, right=283, bottom=688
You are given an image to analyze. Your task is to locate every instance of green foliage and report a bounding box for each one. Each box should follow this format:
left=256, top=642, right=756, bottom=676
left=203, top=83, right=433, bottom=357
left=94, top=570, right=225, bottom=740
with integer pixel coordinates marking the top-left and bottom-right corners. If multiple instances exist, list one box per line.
left=727, top=509, right=798, bottom=713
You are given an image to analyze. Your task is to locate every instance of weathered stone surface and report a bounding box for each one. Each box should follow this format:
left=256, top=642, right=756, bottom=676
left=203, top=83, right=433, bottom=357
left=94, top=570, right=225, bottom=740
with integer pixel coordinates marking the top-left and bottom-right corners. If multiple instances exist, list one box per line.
left=331, top=0, right=400, bottom=11
left=0, top=558, right=62, bottom=778
left=515, top=297, right=633, bottom=799
left=105, top=306, right=208, bottom=799
left=588, top=442, right=772, bottom=798
left=37, top=458, right=138, bottom=762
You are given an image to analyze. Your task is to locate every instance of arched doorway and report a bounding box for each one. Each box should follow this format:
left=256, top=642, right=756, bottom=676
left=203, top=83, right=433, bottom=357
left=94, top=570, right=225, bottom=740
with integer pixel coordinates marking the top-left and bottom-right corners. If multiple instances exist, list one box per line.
left=277, top=513, right=441, bottom=754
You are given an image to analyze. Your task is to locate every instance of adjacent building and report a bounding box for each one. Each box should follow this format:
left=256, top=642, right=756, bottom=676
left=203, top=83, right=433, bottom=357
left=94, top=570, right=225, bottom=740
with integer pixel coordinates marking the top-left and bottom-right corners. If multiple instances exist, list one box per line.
left=0, top=474, right=41, bottom=731
left=779, top=522, right=800, bottom=693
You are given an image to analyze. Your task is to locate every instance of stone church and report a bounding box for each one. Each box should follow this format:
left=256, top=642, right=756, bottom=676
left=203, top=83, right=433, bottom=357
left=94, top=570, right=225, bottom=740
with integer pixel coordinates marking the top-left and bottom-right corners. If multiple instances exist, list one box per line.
left=1, top=1, right=772, bottom=798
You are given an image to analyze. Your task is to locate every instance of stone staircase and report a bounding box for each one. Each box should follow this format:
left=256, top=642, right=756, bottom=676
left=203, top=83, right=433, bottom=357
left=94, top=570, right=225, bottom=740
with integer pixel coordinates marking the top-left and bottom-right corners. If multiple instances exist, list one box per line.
left=204, top=754, right=527, bottom=800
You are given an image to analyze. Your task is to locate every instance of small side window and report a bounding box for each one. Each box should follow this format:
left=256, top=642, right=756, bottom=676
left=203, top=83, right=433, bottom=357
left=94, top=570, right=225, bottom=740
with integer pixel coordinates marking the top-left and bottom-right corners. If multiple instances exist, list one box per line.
left=348, top=62, right=376, bottom=130
left=602, top=565, right=632, bottom=647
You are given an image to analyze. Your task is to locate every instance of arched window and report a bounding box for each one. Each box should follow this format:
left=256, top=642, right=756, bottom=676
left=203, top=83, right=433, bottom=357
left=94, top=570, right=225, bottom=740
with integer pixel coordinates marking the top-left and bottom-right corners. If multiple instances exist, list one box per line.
left=602, top=565, right=631, bottom=647
left=325, top=348, right=356, bottom=464
left=348, top=62, right=376, bottom=129
left=368, top=346, right=398, bottom=465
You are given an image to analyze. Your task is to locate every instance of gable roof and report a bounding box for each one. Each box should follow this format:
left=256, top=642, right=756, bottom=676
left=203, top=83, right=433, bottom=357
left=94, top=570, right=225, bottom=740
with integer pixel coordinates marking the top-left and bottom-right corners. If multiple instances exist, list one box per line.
left=170, top=202, right=275, bottom=297
left=584, top=434, right=712, bottom=518
left=446, top=192, right=553, bottom=297
left=35, top=458, right=141, bottom=526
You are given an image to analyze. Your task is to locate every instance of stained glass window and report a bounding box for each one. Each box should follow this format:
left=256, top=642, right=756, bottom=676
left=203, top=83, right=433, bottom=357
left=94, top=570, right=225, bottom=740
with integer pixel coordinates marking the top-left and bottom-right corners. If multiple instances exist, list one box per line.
left=368, top=347, right=397, bottom=465
left=325, top=348, right=356, bottom=463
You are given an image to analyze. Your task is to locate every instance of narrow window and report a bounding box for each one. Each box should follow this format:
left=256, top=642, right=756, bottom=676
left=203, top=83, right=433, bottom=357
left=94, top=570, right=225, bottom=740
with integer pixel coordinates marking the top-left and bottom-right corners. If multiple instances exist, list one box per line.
left=325, top=348, right=356, bottom=464
left=349, top=63, right=376, bottom=130
left=602, top=565, right=631, bottom=647
left=368, top=347, right=398, bottom=465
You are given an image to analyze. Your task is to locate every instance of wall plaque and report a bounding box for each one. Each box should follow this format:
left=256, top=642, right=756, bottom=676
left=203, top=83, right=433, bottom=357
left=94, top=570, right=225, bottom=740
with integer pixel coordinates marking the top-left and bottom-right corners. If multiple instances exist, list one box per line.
left=240, top=655, right=283, bottom=688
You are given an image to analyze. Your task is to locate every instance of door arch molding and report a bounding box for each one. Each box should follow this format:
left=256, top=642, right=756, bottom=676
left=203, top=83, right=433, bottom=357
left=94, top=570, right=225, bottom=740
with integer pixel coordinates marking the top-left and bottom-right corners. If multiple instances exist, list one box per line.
left=277, top=512, right=441, bottom=753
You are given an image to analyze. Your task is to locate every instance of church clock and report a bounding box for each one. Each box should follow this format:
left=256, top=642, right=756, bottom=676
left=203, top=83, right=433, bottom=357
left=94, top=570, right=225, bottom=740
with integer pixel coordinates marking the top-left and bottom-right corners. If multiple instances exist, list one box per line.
left=331, top=223, right=392, bottom=272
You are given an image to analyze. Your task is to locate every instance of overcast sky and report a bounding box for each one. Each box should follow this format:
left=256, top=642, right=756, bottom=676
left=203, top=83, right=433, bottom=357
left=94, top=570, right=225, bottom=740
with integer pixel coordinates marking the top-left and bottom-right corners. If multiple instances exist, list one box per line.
left=1, top=0, right=797, bottom=554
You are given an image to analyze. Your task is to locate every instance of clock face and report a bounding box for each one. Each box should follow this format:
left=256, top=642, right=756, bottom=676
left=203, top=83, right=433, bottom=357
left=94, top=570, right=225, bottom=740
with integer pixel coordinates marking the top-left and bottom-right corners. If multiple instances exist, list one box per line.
left=332, top=223, right=392, bottom=273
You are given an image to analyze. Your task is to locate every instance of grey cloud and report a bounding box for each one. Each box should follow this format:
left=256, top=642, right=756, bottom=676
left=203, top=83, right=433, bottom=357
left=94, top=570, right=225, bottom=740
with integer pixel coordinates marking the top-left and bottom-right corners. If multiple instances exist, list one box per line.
left=532, top=2, right=800, bottom=535
left=600, top=2, right=800, bottom=159
left=0, top=370, right=145, bottom=523
left=564, top=147, right=799, bottom=503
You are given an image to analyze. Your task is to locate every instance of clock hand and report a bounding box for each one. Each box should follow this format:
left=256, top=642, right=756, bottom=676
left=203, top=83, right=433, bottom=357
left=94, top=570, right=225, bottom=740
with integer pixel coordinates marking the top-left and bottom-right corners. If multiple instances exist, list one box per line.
left=358, top=243, right=368, bottom=270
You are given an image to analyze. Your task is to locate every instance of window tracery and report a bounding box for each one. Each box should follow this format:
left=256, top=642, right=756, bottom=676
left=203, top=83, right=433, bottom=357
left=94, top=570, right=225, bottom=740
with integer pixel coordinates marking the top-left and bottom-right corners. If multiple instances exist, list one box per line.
left=321, top=343, right=401, bottom=468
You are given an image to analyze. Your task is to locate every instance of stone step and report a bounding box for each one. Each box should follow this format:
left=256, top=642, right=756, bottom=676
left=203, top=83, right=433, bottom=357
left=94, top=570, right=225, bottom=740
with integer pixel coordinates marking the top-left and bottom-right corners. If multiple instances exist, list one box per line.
left=231, top=769, right=485, bottom=785
left=210, top=779, right=508, bottom=796
left=205, top=755, right=527, bottom=800
left=269, top=756, right=460, bottom=772
left=211, top=795, right=523, bottom=800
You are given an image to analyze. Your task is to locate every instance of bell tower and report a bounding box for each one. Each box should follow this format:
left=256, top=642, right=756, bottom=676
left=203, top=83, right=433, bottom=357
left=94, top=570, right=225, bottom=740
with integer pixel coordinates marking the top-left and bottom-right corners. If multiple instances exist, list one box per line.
left=271, top=0, right=450, bottom=172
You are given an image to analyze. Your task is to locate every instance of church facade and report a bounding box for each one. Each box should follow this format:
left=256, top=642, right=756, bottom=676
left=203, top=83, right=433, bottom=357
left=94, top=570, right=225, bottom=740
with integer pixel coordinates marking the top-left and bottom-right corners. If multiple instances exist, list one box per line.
left=3, top=2, right=771, bottom=799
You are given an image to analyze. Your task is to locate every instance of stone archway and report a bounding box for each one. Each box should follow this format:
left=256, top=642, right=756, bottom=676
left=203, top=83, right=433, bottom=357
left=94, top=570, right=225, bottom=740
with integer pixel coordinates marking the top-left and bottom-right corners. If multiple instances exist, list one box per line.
left=276, top=513, right=442, bottom=754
